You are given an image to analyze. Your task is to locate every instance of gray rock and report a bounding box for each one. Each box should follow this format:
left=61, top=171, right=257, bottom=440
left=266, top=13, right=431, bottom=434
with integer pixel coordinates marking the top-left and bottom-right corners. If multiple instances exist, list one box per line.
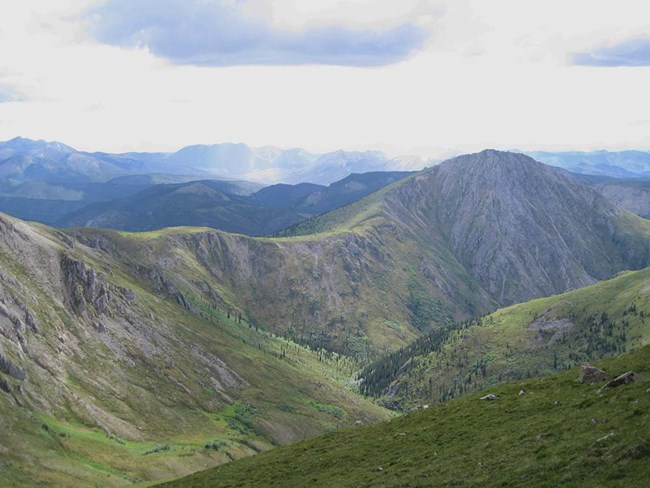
left=598, top=371, right=646, bottom=393
left=579, top=364, right=613, bottom=384
left=480, top=393, right=498, bottom=401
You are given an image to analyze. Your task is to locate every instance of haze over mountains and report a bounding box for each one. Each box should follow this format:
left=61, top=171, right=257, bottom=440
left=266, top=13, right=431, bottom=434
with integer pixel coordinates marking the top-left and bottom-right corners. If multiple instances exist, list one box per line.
left=1, top=137, right=650, bottom=237
left=528, top=150, right=650, bottom=178
left=0, top=137, right=426, bottom=185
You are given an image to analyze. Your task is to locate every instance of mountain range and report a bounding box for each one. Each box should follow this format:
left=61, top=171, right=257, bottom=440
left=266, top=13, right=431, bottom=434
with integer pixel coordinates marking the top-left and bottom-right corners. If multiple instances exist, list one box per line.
left=57, top=171, right=413, bottom=236
left=0, top=137, right=426, bottom=186
left=0, top=147, right=649, bottom=486
left=527, top=150, right=650, bottom=178
left=2, top=138, right=650, bottom=238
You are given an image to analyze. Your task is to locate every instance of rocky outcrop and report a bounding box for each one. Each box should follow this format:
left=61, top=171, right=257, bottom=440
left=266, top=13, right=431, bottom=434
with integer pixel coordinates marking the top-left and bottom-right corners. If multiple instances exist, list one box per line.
left=598, top=371, right=646, bottom=393
left=579, top=364, right=613, bottom=384
left=0, top=352, right=26, bottom=380
left=61, top=254, right=111, bottom=315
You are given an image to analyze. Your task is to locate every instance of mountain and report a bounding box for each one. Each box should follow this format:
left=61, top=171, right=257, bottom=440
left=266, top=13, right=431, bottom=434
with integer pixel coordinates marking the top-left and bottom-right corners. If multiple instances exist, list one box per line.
left=0, top=137, right=190, bottom=183
left=0, top=138, right=416, bottom=186
left=56, top=172, right=413, bottom=237
left=251, top=183, right=326, bottom=209
left=0, top=173, right=255, bottom=226
left=0, top=213, right=390, bottom=486
left=160, top=344, right=650, bottom=487
left=527, top=150, right=650, bottom=178
left=3, top=149, right=650, bottom=485
left=286, top=150, right=391, bottom=185
left=165, top=144, right=317, bottom=182
left=252, top=171, right=414, bottom=216
left=63, top=151, right=650, bottom=359
left=593, top=179, right=650, bottom=219
left=360, top=265, right=650, bottom=409
left=283, top=150, right=650, bottom=305
left=287, top=171, right=414, bottom=216
left=59, top=180, right=306, bottom=236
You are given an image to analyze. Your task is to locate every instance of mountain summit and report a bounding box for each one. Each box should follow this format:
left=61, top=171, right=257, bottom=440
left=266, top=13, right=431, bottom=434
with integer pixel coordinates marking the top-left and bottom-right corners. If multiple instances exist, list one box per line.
left=413, top=150, right=648, bottom=304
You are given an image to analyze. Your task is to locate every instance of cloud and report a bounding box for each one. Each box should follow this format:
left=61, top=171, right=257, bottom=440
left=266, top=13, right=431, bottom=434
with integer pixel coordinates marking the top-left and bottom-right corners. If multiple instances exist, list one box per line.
left=0, top=86, right=24, bottom=103
left=572, top=38, right=650, bottom=67
left=87, top=0, right=427, bottom=67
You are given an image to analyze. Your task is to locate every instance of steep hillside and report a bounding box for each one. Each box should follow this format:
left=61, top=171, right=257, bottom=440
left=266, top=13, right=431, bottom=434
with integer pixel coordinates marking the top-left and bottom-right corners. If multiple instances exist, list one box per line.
left=594, top=179, right=650, bottom=219
left=285, top=150, right=650, bottom=305
left=0, top=214, right=390, bottom=486
left=63, top=150, right=650, bottom=358
left=160, top=345, right=650, bottom=487
left=360, top=266, right=650, bottom=409
left=287, top=171, right=414, bottom=216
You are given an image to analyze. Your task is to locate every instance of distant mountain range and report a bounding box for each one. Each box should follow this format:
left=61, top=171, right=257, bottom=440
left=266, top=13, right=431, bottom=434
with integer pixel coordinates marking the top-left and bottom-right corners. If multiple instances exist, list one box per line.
left=0, top=137, right=428, bottom=185
left=526, top=150, right=650, bottom=178
left=2, top=137, right=649, bottom=236
left=22, top=171, right=410, bottom=235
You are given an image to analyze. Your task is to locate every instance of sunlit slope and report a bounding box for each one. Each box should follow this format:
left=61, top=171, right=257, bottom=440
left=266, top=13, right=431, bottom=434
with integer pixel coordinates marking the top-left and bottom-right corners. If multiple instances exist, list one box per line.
left=160, top=345, right=650, bottom=487
left=361, top=266, right=650, bottom=409
left=0, top=214, right=390, bottom=487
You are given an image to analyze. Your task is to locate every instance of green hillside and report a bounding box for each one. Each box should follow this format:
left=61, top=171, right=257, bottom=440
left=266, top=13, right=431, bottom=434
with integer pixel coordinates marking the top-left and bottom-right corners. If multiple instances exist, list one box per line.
left=361, top=266, right=650, bottom=410
left=159, top=344, right=650, bottom=487
left=0, top=214, right=390, bottom=487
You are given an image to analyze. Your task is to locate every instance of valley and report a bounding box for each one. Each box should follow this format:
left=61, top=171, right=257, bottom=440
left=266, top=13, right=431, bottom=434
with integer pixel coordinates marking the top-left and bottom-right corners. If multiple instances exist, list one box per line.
left=0, top=148, right=648, bottom=486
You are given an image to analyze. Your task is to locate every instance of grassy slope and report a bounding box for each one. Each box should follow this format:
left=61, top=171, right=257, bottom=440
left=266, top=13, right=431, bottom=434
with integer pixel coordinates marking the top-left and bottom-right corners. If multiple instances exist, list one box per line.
left=68, top=203, right=491, bottom=359
left=0, top=216, right=391, bottom=487
left=362, top=265, right=650, bottom=410
left=160, top=345, right=650, bottom=488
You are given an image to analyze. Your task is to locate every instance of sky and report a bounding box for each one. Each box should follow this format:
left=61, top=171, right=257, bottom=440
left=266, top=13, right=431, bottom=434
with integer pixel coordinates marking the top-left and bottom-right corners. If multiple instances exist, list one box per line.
left=0, top=0, right=649, bottom=157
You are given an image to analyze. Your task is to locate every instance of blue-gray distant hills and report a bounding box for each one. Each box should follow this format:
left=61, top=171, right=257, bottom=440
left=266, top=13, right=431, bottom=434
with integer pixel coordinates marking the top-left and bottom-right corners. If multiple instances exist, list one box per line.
left=1, top=137, right=649, bottom=234
left=526, top=150, right=650, bottom=178
left=58, top=171, right=413, bottom=235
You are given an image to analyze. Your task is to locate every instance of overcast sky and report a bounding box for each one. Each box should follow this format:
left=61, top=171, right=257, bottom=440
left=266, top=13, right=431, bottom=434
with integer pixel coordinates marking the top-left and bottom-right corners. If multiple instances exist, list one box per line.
left=0, top=0, right=649, bottom=157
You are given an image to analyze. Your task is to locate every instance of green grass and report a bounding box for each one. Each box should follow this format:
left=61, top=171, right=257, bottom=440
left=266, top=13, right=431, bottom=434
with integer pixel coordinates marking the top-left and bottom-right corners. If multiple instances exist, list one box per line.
left=0, top=217, right=391, bottom=487
left=159, top=344, right=650, bottom=487
left=362, top=266, right=650, bottom=409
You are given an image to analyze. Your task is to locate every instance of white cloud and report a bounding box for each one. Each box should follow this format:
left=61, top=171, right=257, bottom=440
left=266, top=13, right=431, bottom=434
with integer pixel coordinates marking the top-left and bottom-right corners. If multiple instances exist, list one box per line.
left=0, top=0, right=649, bottom=156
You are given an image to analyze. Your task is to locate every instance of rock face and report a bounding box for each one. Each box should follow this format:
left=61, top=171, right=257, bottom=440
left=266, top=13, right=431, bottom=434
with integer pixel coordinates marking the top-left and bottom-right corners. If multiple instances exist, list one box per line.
left=61, top=254, right=111, bottom=315
left=579, top=364, right=614, bottom=384
left=408, top=151, right=650, bottom=305
left=594, top=181, right=650, bottom=219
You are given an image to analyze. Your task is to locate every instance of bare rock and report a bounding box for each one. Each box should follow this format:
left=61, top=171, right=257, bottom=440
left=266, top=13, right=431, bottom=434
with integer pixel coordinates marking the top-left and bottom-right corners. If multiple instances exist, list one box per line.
left=598, top=371, right=646, bottom=393
left=579, top=364, right=613, bottom=384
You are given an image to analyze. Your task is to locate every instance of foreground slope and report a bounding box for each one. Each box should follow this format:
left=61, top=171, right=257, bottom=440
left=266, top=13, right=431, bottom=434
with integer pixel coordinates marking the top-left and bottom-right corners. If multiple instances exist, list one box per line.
left=161, top=345, right=650, bottom=487
left=0, top=214, right=389, bottom=486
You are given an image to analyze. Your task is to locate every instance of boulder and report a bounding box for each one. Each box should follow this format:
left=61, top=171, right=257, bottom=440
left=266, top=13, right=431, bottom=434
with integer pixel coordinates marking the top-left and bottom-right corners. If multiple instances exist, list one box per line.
left=480, top=393, right=498, bottom=401
left=598, top=371, right=646, bottom=394
left=579, top=364, right=613, bottom=384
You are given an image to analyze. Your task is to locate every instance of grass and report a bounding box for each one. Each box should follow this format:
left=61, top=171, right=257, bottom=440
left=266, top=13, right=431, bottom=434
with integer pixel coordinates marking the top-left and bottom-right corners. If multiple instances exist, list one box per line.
left=365, top=266, right=650, bottom=409
left=0, top=217, right=392, bottom=487
left=159, top=344, right=650, bottom=487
